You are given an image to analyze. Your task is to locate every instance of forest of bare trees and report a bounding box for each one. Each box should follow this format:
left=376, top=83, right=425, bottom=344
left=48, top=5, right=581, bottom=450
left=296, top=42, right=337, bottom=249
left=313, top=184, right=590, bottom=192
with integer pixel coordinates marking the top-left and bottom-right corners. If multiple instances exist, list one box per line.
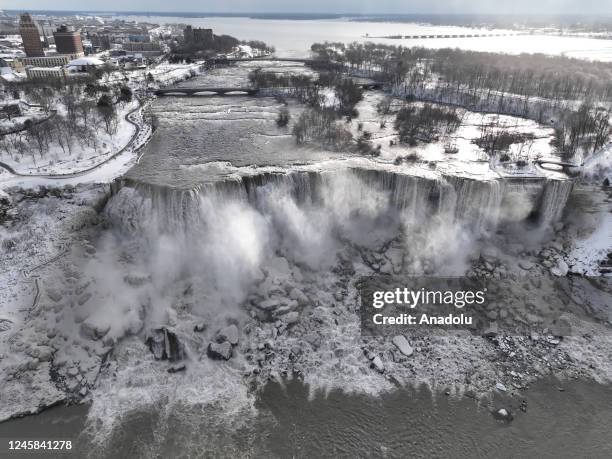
left=394, top=104, right=461, bottom=145
left=310, top=42, right=612, bottom=160
left=310, top=42, right=612, bottom=102
left=292, top=108, right=353, bottom=150
left=0, top=78, right=133, bottom=167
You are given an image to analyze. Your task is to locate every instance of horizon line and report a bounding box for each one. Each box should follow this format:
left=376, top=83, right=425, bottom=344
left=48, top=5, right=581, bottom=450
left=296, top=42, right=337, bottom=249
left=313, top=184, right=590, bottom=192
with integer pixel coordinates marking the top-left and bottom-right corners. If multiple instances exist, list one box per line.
left=4, top=9, right=612, bottom=17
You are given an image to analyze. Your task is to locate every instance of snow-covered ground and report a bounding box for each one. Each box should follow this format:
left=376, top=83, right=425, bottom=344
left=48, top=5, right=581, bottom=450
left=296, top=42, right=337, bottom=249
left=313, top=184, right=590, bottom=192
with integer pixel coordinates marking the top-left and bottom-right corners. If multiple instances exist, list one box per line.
left=0, top=103, right=49, bottom=134
left=0, top=100, right=152, bottom=189
left=0, top=101, right=138, bottom=176
left=350, top=92, right=563, bottom=181
left=0, top=185, right=111, bottom=421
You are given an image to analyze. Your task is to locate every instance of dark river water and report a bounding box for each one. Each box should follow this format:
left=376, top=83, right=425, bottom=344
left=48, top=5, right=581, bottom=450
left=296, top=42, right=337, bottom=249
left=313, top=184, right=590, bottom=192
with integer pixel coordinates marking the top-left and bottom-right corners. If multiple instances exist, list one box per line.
left=1, top=379, right=611, bottom=458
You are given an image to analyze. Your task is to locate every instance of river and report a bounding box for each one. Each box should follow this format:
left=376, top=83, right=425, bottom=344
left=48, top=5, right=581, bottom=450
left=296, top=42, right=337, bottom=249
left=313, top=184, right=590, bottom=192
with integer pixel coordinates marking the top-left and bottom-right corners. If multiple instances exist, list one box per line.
left=1, top=379, right=611, bottom=458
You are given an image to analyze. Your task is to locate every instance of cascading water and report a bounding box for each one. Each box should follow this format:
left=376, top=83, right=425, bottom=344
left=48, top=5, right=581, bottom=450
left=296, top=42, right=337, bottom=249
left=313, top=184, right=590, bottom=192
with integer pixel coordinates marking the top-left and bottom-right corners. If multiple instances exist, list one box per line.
left=538, top=179, right=575, bottom=225
left=106, top=168, right=572, bottom=238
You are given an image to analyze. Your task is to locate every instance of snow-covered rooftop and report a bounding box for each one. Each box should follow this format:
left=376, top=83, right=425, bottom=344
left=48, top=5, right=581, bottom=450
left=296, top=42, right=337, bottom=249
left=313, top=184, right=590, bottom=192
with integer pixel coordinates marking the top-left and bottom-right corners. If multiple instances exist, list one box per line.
left=67, top=56, right=104, bottom=67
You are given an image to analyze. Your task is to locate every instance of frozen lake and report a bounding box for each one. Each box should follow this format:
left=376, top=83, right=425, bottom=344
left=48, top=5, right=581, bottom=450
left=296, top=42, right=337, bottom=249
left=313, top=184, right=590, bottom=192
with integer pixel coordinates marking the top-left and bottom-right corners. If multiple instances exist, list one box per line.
left=119, top=15, right=612, bottom=61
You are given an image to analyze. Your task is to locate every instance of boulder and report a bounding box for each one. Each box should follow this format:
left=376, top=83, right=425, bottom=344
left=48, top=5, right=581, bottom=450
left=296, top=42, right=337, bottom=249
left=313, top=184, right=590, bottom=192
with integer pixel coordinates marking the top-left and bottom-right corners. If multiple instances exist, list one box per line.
left=550, top=315, right=572, bottom=337
left=483, top=321, right=499, bottom=338
left=167, top=364, right=186, bottom=373
left=551, top=260, right=569, bottom=277
left=494, top=408, right=513, bottom=421
left=283, top=311, right=300, bottom=325
left=391, top=335, right=413, bottom=356
left=207, top=341, right=232, bottom=360
left=124, top=272, right=151, bottom=287
left=371, top=356, right=385, bottom=373
left=46, top=288, right=63, bottom=303
left=81, top=319, right=110, bottom=341
left=495, top=382, right=507, bottom=392
left=216, top=324, right=239, bottom=345
left=289, top=288, right=309, bottom=306
left=255, top=298, right=282, bottom=312
left=518, top=260, right=534, bottom=270
left=145, top=327, right=185, bottom=362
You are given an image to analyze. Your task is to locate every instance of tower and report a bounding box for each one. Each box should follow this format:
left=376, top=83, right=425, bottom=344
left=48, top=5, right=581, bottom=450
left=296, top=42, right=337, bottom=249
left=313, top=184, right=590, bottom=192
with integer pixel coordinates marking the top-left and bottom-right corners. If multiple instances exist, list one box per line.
left=54, top=25, right=84, bottom=55
left=19, top=13, right=44, bottom=57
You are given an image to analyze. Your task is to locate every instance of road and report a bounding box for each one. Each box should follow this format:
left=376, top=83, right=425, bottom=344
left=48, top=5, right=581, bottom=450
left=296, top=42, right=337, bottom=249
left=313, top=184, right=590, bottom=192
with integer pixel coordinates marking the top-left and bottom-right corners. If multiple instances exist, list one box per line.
left=0, top=101, right=146, bottom=181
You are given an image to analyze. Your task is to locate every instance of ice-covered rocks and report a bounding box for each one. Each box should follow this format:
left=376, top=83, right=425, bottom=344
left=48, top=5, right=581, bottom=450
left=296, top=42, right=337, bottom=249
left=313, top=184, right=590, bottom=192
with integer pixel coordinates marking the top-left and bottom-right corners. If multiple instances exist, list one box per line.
left=550, top=259, right=569, bottom=277
left=124, top=272, right=151, bottom=287
left=25, top=345, right=54, bottom=362
left=518, top=260, right=535, bottom=270
left=145, top=327, right=185, bottom=362
left=252, top=296, right=299, bottom=322
left=45, top=287, right=63, bottom=303
left=0, top=318, right=13, bottom=333
left=289, top=288, right=309, bottom=306
left=215, top=324, right=239, bottom=345
left=371, top=356, right=385, bottom=373
left=207, top=341, right=232, bottom=360
left=493, top=408, right=513, bottom=421
left=391, top=335, right=413, bottom=356
left=80, top=319, right=110, bottom=341
left=167, top=363, right=186, bottom=373
left=495, top=382, right=507, bottom=392
left=208, top=323, right=241, bottom=361
left=283, top=311, right=300, bottom=325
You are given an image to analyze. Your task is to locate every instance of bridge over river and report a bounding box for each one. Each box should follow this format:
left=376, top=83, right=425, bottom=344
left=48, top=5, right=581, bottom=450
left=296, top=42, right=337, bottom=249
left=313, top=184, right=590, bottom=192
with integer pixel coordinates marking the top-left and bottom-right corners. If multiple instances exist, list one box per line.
left=209, top=57, right=323, bottom=65
left=154, top=82, right=383, bottom=97
left=535, top=159, right=583, bottom=176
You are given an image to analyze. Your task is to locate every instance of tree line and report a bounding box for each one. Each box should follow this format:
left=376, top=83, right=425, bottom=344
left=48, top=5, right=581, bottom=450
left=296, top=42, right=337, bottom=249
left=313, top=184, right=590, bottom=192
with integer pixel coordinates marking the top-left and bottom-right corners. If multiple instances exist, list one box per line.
left=310, top=42, right=612, bottom=103
left=310, top=42, right=612, bottom=160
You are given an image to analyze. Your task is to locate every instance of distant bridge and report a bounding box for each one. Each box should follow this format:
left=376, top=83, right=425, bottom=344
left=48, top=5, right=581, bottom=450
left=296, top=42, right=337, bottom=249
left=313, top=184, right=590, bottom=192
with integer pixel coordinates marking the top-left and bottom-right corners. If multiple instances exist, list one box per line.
left=155, top=87, right=260, bottom=96
left=535, top=159, right=582, bottom=176
left=371, top=32, right=523, bottom=40
left=155, top=82, right=383, bottom=97
left=209, top=57, right=322, bottom=65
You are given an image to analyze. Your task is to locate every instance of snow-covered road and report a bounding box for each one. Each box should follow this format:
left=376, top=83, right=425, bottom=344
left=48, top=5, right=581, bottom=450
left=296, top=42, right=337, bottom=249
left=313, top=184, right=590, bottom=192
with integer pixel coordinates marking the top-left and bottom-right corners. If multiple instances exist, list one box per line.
left=0, top=101, right=152, bottom=189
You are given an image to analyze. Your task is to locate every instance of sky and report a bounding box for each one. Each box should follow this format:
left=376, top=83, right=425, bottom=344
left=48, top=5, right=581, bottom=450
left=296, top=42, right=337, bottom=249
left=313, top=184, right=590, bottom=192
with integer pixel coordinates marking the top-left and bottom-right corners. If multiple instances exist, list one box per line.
left=4, top=0, right=612, bottom=15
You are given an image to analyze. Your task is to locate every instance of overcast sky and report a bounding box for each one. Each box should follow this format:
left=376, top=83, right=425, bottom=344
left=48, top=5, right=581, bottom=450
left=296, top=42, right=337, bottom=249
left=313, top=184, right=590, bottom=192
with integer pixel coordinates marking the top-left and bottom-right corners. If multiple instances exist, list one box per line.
left=5, top=0, right=612, bottom=15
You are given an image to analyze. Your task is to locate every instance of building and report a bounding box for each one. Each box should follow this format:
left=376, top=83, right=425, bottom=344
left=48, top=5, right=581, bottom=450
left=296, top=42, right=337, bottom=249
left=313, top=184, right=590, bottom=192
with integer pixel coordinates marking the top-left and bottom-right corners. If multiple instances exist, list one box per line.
left=123, top=41, right=162, bottom=56
left=183, top=26, right=213, bottom=46
left=21, top=54, right=74, bottom=67
left=90, top=33, right=111, bottom=51
left=39, top=20, right=57, bottom=41
left=65, top=56, right=104, bottom=73
left=25, top=66, right=66, bottom=80
left=19, top=13, right=44, bottom=57
left=0, top=56, right=23, bottom=72
left=53, top=25, right=84, bottom=56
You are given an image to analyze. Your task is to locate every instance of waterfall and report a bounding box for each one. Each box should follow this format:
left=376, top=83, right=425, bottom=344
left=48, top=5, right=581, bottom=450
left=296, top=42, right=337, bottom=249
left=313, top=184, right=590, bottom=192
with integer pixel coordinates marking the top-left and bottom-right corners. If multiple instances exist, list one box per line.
left=443, top=176, right=504, bottom=232
left=105, top=168, right=573, bottom=238
left=538, top=179, right=574, bottom=226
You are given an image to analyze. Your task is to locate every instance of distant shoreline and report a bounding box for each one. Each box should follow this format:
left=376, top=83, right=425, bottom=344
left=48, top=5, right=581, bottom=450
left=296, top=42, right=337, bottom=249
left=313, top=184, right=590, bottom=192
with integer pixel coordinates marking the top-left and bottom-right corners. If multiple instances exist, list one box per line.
left=3, top=11, right=612, bottom=31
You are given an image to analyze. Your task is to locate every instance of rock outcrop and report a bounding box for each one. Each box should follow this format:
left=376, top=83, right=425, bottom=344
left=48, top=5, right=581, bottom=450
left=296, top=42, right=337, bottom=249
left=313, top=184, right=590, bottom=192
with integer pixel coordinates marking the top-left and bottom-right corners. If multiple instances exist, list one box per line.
left=145, top=327, right=185, bottom=362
